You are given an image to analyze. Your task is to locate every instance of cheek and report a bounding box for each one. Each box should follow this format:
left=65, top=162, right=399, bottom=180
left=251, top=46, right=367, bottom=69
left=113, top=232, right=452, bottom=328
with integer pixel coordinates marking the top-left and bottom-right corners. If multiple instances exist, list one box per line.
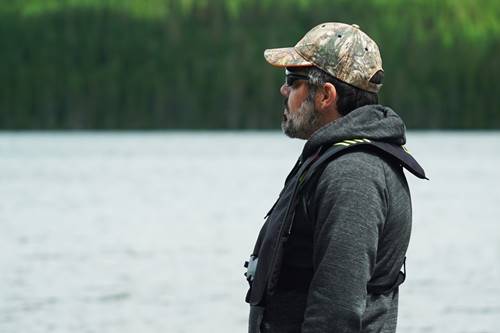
left=287, top=85, right=309, bottom=111
left=288, top=92, right=303, bottom=110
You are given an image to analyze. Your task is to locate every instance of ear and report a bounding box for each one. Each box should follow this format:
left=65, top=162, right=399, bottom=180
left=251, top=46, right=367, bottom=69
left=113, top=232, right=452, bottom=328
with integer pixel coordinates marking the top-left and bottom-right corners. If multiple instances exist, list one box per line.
left=315, top=82, right=337, bottom=111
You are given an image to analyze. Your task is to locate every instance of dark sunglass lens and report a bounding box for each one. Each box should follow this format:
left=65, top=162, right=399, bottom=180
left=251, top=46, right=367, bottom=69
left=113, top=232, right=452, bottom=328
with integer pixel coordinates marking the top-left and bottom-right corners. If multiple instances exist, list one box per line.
left=285, top=74, right=308, bottom=86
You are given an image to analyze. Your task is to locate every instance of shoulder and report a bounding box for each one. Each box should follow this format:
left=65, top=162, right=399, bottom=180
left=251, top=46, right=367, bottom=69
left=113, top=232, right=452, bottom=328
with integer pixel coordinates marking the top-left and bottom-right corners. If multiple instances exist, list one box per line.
left=307, top=150, right=389, bottom=212
left=320, top=149, right=388, bottom=186
left=312, top=148, right=409, bottom=209
left=306, top=150, right=391, bottom=237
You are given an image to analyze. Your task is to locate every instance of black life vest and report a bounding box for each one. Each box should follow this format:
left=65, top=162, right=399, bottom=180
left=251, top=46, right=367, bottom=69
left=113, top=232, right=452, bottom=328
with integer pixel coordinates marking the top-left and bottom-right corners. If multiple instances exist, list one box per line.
left=244, top=139, right=427, bottom=306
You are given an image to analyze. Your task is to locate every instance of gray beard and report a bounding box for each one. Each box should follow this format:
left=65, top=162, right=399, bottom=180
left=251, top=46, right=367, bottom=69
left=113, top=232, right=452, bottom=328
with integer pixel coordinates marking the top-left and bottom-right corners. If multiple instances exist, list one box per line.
left=281, top=99, right=321, bottom=140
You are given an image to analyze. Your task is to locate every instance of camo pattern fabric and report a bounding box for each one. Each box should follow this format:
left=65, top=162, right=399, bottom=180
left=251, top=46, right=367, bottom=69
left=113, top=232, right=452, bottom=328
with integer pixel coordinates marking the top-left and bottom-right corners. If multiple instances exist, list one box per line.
left=264, top=22, right=383, bottom=93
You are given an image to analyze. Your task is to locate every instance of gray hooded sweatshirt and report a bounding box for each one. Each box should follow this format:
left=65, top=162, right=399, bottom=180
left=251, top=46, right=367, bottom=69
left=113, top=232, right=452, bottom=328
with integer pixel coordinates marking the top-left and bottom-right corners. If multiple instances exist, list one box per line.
left=251, top=105, right=412, bottom=333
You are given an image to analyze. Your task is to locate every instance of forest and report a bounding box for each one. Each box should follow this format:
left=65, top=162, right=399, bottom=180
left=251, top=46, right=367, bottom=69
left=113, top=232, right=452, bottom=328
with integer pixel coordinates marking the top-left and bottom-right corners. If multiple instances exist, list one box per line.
left=1, top=0, right=499, bottom=129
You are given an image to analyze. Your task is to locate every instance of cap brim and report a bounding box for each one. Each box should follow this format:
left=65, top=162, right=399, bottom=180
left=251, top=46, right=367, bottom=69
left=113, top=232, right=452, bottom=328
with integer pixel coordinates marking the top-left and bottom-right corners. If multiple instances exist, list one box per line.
left=264, top=47, right=312, bottom=68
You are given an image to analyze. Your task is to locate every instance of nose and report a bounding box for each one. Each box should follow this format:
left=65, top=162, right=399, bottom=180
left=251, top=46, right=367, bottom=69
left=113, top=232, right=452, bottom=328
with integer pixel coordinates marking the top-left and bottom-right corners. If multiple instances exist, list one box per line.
left=280, top=83, right=290, bottom=97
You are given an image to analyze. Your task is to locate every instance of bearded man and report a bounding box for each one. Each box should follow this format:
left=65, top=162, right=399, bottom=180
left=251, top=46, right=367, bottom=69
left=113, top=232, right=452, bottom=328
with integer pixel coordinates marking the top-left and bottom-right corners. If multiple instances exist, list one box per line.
left=244, top=22, right=426, bottom=333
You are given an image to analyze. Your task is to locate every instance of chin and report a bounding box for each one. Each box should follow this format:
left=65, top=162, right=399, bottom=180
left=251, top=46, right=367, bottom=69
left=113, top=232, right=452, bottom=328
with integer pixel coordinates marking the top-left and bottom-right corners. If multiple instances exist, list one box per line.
left=281, top=122, right=294, bottom=138
left=282, top=124, right=308, bottom=140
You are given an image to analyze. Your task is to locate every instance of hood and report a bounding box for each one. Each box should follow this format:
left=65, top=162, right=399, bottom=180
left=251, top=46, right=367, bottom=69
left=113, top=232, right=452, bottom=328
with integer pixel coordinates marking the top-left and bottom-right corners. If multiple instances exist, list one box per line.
left=302, top=105, right=407, bottom=158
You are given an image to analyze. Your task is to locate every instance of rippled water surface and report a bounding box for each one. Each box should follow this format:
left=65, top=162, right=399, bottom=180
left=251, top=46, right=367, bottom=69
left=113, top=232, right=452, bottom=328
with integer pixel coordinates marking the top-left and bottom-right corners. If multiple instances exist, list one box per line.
left=1, top=131, right=499, bottom=333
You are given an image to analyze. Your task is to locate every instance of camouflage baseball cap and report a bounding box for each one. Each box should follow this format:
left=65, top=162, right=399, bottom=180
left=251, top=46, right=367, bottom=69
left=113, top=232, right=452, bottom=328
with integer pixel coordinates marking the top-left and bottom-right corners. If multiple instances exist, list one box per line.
left=264, top=22, right=383, bottom=93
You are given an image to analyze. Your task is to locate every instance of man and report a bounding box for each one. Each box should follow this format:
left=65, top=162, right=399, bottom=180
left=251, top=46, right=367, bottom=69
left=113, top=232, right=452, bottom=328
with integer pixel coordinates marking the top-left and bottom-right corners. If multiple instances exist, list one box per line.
left=244, top=23, right=426, bottom=333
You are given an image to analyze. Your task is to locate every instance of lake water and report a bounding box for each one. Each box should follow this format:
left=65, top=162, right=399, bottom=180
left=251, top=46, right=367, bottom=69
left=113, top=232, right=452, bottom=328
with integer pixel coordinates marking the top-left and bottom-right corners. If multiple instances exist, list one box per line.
left=0, top=131, right=499, bottom=333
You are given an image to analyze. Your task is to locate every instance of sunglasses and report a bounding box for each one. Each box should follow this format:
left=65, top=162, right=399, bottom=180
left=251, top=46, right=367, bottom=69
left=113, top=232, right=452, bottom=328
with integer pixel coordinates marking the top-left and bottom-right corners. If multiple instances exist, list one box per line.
left=285, top=69, right=310, bottom=87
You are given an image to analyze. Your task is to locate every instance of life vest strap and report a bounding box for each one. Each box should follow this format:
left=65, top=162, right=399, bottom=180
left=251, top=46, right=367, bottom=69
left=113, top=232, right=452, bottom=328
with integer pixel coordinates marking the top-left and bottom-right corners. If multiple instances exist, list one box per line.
left=330, top=139, right=428, bottom=179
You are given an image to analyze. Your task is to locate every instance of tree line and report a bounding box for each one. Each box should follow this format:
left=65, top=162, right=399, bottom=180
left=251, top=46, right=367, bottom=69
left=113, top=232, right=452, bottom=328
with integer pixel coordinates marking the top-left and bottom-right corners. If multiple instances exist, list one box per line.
left=1, top=0, right=499, bottom=129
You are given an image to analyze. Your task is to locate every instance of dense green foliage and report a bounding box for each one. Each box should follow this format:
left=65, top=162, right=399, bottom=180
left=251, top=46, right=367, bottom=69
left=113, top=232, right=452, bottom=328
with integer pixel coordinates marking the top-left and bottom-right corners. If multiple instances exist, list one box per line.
left=1, top=0, right=499, bottom=129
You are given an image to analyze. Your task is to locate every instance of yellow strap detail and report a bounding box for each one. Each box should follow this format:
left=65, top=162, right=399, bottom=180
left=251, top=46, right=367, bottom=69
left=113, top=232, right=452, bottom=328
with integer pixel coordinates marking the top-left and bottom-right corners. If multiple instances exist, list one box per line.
left=334, top=139, right=370, bottom=147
